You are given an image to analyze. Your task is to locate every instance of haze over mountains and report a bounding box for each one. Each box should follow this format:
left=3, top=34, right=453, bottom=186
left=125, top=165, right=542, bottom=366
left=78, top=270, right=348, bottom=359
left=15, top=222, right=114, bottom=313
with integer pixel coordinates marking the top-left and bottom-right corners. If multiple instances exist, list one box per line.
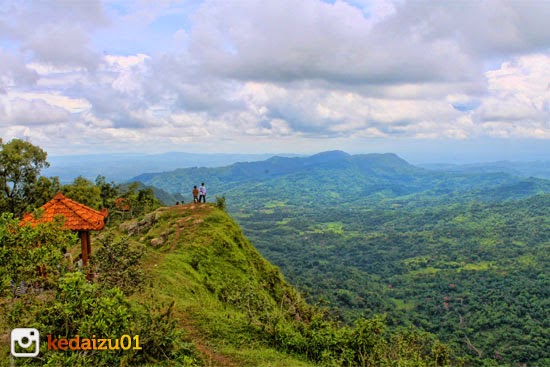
left=46, top=150, right=549, bottom=185
left=420, top=161, right=550, bottom=180
left=131, top=150, right=550, bottom=205
left=45, top=152, right=290, bottom=183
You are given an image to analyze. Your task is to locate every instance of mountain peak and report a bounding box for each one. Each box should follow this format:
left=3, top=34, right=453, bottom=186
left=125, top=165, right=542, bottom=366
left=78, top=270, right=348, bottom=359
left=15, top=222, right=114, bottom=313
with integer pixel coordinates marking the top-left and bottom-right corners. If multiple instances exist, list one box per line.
left=308, top=150, right=350, bottom=162
left=353, top=152, right=414, bottom=168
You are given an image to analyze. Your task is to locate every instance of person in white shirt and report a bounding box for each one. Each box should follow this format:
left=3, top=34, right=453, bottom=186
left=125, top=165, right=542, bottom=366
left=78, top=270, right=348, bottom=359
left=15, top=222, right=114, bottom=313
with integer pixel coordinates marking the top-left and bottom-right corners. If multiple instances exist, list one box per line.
left=199, top=183, right=206, bottom=203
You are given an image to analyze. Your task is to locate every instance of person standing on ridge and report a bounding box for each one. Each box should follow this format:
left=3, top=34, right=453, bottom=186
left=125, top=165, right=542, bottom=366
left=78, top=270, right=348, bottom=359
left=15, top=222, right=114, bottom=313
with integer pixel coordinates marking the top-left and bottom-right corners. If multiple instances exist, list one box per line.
left=199, top=183, right=206, bottom=203
left=193, top=185, right=199, bottom=203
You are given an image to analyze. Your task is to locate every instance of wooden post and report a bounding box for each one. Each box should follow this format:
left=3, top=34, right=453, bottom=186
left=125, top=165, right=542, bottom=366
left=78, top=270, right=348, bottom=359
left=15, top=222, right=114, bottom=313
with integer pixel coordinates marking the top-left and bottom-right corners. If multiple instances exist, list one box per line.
left=81, top=231, right=88, bottom=267
left=85, top=231, right=93, bottom=281
left=86, top=231, right=91, bottom=260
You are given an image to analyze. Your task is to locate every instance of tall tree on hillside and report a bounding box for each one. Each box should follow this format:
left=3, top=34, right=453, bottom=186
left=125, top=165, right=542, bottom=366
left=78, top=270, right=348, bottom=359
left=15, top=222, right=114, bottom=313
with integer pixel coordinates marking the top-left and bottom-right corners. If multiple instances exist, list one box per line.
left=0, top=138, right=49, bottom=216
left=34, top=175, right=62, bottom=207
left=95, top=175, right=120, bottom=209
left=63, top=176, right=102, bottom=209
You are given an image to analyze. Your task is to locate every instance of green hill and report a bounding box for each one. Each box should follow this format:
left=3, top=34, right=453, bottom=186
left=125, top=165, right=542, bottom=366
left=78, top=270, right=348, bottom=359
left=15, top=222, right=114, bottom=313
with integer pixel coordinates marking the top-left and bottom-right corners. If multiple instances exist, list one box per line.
left=420, top=160, right=550, bottom=180
left=1, top=204, right=457, bottom=366
left=124, top=204, right=316, bottom=366
left=132, top=151, right=550, bottom=207
left=129, top=152, right=550, bottom=366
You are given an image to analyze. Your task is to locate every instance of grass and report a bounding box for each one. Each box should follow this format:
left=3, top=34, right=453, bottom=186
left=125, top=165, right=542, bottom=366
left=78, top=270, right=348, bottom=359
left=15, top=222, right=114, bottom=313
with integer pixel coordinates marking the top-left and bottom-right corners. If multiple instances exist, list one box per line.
left=408, top=266, right=441, bottom=276
left=460, top=261, right=495, bottom=271
left=221, top=345, right=316, bottom=367
left=123, top=203, right=317, bottom=366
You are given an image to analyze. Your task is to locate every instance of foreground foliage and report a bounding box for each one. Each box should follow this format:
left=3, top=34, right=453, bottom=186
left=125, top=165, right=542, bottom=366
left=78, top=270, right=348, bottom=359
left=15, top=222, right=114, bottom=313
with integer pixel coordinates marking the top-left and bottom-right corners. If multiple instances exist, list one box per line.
left=0, top=214, right=199, bottom=366
left=1, top=205, right=462, bottom=366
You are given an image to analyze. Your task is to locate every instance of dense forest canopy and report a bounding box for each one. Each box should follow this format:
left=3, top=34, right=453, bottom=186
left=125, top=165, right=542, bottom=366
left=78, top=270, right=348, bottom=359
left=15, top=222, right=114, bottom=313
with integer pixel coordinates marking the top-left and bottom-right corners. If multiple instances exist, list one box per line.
left=135, top=150, right=550, bottom=366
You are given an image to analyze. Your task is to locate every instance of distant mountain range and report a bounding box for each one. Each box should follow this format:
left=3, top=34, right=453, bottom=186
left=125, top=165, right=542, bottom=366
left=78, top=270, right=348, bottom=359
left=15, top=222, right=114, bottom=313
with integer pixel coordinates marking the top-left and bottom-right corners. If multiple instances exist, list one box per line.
left=132, top=150, right=550, bottom=205
left=45, top=152, right=297, bottom=183
left=45, top=150, right=549, bottom=185
left=420, top=160, right=550, bottom=179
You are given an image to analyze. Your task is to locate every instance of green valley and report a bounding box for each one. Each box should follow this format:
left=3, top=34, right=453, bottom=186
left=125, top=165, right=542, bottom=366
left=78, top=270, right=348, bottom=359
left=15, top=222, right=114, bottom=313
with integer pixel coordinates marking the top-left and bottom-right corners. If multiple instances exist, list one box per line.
left=1, top=204, right=456, bottom=366
left=134, top=151, right=550, bottom=366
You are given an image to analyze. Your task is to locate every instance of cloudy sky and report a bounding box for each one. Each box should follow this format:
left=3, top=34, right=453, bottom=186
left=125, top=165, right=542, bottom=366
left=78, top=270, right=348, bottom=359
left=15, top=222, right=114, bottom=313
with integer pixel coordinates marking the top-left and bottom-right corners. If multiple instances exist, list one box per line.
left=0, top=0, right=549, bottom=162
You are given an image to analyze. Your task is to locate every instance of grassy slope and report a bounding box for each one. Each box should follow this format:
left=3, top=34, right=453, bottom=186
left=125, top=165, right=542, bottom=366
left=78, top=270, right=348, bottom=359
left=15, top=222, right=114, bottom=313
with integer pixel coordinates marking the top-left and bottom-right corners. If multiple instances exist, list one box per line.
left=122, top=203, right=316, bottom=367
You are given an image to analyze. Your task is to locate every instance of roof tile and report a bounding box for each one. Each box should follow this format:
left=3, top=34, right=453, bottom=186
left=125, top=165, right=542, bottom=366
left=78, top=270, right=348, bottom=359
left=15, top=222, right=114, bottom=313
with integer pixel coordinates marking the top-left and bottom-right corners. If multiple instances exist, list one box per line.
left=21, top=192, right=108, bottom=231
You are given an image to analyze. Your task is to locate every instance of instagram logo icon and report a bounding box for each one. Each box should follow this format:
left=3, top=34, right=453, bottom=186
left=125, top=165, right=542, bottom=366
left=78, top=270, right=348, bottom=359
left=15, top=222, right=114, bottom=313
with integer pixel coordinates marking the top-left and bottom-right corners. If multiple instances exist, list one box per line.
left=11, top=328, right=40, bottom=357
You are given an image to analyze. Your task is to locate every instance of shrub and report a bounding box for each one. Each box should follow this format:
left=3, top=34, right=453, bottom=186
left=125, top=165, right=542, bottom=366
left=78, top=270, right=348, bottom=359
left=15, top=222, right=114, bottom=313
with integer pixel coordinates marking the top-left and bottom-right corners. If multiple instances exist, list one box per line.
left=215, top=195, right=226, bottom=211
left=92, top=233, right=145, bottom=295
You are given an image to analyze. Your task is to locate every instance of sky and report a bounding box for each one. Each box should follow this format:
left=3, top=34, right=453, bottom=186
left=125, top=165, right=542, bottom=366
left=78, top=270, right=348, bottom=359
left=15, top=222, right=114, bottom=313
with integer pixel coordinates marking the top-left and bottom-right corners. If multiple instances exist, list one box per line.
left=0, top=0, right=549, bottom=163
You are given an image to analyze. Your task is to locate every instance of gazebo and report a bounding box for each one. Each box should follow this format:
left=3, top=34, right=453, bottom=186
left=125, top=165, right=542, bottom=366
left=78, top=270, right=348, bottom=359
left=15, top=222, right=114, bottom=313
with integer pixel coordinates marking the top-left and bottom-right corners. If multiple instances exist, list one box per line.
left=21, top=192, right=108, bottom=267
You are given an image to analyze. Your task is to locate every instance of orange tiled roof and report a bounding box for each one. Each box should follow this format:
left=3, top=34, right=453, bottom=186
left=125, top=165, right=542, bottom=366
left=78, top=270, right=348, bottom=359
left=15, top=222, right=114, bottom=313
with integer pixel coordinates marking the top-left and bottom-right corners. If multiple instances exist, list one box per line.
left=21, top=192, right=108, bottom=231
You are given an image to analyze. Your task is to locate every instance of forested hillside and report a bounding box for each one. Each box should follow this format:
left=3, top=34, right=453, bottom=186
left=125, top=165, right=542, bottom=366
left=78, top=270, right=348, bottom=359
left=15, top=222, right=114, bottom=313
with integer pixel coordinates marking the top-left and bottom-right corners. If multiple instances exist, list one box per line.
left=134, top=151, right=550, bottom=366
left=421, top=160, right=550, bottom=179
left=134, top=151, right=549, bottom=205
left=236, top=195, right=549, bottom=365
left=1, top=204, right=459, bottom=366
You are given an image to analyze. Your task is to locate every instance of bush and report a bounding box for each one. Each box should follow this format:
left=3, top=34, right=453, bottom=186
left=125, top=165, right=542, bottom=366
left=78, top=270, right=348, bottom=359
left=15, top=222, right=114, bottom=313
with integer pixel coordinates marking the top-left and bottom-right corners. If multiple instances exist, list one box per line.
left=2, top=272, right=200, bottom=366
left=92, top=233, right=145, bottom=295
left=215, top=195, right=226, bottom=211
left=0, top=215, right=199, bottom=366
left=0, top=213, right=77, bottom=297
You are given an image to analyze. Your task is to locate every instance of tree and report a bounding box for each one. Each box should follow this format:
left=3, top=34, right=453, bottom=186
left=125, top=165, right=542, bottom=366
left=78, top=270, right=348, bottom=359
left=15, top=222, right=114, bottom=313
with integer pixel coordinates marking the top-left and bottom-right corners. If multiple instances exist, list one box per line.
left=62, top=176, right=102, bottom=209
left=34, top=175, right=62, bottom=207
left=0, top=138, right=49, bottom=216
left=95, top=175, right=120, bottom=209
left=0, top=212, right=78, bottom=297
left=121, top=182, right=161, bottom=216
left=1, top=212, right=196, bottom=366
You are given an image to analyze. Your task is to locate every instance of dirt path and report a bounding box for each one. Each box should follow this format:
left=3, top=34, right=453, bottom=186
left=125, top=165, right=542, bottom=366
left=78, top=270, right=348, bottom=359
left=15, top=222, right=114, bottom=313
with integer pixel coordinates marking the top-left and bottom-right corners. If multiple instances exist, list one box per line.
left=158, top=205, right=240, bottom=366
left=179, top=312, right=239, bottom=367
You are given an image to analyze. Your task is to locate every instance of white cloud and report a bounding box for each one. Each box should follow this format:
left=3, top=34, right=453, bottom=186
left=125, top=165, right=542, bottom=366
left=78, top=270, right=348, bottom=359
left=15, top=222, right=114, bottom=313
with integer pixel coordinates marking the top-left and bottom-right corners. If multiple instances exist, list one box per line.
left=184, top=0, right=481, bottom=85
left=0, top=0, right=548, bottom=157
left=475, top=53, right=550, bottom=138
left=0, top=97, right=71, bottom=126
left=387, top=0, right=550, bottom=57
left=0, top=1, right=108, bottom=71
left=103, top=54, right=149, bottom=94
left=23, top=25, right=101, bottom=70
left=7, top=91, right=91, bottom=113
left=0, top=49, right=39, bottom=88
